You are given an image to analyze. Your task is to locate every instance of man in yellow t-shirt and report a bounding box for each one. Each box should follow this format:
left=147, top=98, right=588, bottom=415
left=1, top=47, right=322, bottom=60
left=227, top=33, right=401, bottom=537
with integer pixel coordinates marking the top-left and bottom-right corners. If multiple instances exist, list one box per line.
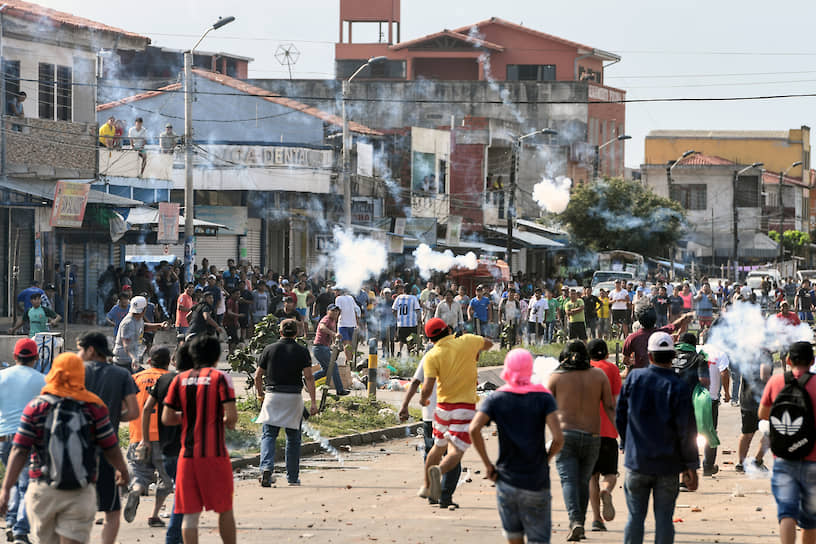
left=419, top=317, right=492, bottom=503
left=99, top=116, right=117, bottom=148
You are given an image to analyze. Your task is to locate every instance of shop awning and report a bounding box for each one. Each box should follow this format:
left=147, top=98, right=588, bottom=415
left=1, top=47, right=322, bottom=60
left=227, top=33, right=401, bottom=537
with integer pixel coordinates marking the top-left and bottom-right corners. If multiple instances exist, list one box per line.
left=0, top=178, right=142, bottom=206
left=437, top=240, right=513, bottom=255
left=483, top=225, right=564, bottom=249
left=125, top=206, right=229, bottom=229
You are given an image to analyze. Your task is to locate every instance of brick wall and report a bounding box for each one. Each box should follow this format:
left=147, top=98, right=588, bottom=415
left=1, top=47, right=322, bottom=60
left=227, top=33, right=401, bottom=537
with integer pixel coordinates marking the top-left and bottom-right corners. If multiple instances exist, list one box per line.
left=6, top=117, right=96, bottom=176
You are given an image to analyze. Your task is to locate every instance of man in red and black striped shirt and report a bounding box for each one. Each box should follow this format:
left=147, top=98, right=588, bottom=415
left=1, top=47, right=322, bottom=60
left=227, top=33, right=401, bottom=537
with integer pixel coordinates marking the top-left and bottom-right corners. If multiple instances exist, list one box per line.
left=163, top=335, right=237, bottom=544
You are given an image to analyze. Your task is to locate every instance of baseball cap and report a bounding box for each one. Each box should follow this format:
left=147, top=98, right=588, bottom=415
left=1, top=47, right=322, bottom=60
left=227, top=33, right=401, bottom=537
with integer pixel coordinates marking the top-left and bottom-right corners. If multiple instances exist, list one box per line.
left=122, top=284, right=132, bottom=291
left=424, top=317, right=448, bottom=338
left=647, top=331, right=675, bottom=352
left=208, top=274, right=217, bottom=280
left=327, top=303, right=339, bottom=311
left=14, top=338, right=38, bottom=359
left=77, top=331, right=114, bottom=357
left=280, top=318, right=298, bottom=336
left=789, top=341, right=814, bottom=363
left=281, top=279, right=289, bottom=285
left=165, top=123, right=172, bottom=128
left=130, top=295, right=147, bottom=313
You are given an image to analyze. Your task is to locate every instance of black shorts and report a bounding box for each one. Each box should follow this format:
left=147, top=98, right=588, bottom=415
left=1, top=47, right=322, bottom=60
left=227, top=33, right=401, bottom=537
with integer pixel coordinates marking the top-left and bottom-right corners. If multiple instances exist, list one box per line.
left=569, top=322, right=587, bottom=340
left=397, top=326, right=415, bottom=343
left=225, top=324, right=239, bottom=342
left=593, top=436, right=619, bottom=476
left=96, top=456, right=121, bottom=512
left=611, top=309, right=629, bottom=325
left=238, top=315, right=249, bottom=328
left=741, top=408, right=759, bottom=434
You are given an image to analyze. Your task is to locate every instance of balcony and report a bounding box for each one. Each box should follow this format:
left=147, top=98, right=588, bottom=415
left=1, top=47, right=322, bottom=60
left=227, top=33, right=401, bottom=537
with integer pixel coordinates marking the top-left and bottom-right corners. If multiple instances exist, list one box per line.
left=5, top=117, right=96, bottom=178
left=98, top=146, right=175, bottom=180
left=411, top=192, right=450, bottom=220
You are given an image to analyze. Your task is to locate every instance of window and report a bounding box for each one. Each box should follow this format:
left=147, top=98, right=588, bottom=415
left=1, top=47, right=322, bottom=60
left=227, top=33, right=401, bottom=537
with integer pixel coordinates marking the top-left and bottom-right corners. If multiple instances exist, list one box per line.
left=3, top=60, right=19, bottom=112
left=38, top=63, right=72, bottom=121
left=506, top=64, right=556, bottom=82
left=735, top=175, right=760, bottom=207
left=670, top=184, right=707, bottom=210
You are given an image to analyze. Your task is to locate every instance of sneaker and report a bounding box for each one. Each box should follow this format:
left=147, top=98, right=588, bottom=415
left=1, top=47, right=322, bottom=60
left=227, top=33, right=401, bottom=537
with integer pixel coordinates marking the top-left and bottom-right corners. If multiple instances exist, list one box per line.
left=566, top=524, right=585, bottom=541
left=735, top=463, right=745, bottom=473
left=417, top=487, right=430, bottom=499
left=703, top=464, right=719, bottom=477
left=439, top=500, right=459, bottom=510
left=600, top=489, right=615, bottom=521
left=427, top=465, right=442, bottom=502
left=6, top=530, right=12, bottom=543
left=730, top=400, right=739, bottom=407
left=591, top=520, right=607, bottom=532
left=336, top=390, right=351, bottom=396
left=288, top=480, right=301, bottom=486
left=679, top=481, right=690, bottom=492
left=147, top=517, right=166, bottom=528
left=123, top=489, right=140, bottom=523
left=260, top=470, right=275, bottom=488
left=12, top=536, right=30, bottom=544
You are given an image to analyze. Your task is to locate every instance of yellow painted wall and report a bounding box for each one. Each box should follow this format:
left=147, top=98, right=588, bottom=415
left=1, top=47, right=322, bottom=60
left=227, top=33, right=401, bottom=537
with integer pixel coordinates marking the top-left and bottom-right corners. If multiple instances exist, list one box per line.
left=645, top=127, right=810, bottom=178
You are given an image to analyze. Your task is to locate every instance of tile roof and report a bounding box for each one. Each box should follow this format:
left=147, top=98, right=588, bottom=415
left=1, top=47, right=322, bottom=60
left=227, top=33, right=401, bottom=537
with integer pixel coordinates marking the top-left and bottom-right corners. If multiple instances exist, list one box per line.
left=451, top=17, right=619, bottom=61
left=4, top=0, right=149, bottom=41
left=96, top=69, right=382, bottom=136
left=762, top=171, right=808, bottom=187
left=676, top=154, right=735, bottom=166
left=390, top=29, right=504, bottom=52
left=648, top=129, right=790, bottom=140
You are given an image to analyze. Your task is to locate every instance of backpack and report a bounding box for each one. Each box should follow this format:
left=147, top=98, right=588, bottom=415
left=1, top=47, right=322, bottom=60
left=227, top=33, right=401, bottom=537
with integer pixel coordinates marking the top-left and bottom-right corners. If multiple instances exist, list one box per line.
left=39, top=394, right=98, bottom=490
left=769, top=372, right=816, bottom=460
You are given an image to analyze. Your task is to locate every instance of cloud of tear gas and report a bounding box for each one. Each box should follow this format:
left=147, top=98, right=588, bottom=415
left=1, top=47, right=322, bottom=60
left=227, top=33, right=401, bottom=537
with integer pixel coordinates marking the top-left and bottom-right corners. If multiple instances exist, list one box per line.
left=330, top=228, right=387, bottom=292
left=706, top=301, right=813, bottom=369
left=532, top=356, right=560, bottom=387
left=468, top=26, right=524, bottom=124
left=412, top=243, right=477, bottom=279
left=532, top=177, right=572, bottom=213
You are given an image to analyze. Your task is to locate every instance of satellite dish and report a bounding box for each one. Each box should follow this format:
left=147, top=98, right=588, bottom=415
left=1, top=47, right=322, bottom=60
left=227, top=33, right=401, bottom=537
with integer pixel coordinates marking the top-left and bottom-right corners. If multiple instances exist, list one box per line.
left=274, top=43, right=300, bottom=80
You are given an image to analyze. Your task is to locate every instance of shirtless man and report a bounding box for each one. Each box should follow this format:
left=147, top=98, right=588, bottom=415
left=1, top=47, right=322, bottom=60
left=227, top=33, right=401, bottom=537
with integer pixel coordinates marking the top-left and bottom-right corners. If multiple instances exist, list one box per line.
left=547, top=340, right=616, bottom=541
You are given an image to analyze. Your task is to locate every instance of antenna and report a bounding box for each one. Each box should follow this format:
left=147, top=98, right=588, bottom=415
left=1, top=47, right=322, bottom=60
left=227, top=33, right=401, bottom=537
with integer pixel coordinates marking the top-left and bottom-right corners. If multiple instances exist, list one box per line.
left=274, top=43, right=300, bottom=80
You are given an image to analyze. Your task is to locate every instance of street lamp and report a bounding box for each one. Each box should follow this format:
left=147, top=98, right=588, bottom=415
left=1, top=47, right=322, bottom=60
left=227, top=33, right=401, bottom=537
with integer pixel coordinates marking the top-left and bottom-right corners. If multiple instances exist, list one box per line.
left=732, top=162, right=764, bottom=281
left=184, top=15, right=235, bottom=284
left=593, top=134, right=631, bottom=180
left=777, top=160, right=803, bottom=260
left=665, top=149, right=697, bottom=200
left=342, top=56, right=387, bottom=229
left=506, top=128, right=558, bottom=265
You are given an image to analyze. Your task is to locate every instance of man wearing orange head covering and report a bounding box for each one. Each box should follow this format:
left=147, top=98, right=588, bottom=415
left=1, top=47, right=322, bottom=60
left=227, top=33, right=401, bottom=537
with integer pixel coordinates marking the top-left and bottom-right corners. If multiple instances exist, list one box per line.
left=469, top=348, right=564, bottom=544
left=0, top=353, right=129, bottom=544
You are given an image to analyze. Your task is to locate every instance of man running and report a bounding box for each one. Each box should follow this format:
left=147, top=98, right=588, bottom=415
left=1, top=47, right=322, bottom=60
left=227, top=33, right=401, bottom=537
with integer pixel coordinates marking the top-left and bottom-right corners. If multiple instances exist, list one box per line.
left=392, top=284, right=421, bottom=356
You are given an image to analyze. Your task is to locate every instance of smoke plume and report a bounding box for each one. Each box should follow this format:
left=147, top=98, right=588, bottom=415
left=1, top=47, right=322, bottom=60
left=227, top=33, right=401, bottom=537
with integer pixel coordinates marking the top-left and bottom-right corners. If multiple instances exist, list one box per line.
left=533, top=177, right=572, bottom=213
left=330, top=228, right=387, bottom=292
left=413, top=243, right=477, bottom=279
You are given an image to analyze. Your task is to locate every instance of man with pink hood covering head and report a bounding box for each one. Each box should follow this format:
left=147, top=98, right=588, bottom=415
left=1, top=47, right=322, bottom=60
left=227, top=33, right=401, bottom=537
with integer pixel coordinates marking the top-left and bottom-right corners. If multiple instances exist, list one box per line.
left=469, top=349, right=564, bottom=544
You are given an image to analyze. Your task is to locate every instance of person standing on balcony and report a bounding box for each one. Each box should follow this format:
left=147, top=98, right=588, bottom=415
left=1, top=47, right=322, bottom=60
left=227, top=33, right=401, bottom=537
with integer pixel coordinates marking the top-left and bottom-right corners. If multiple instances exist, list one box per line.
left=6, top=91, right=25, bottom=132
left=129, top=117, right=148, bottom=175
left=99, top=116, right=117, bottom=148
left=159, top=124, right=179, bottom=154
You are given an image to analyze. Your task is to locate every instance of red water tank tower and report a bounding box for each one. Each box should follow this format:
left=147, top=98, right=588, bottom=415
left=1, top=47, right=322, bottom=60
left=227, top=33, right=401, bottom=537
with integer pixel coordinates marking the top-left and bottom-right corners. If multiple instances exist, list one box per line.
left=339, top=0, right=401, bottom=45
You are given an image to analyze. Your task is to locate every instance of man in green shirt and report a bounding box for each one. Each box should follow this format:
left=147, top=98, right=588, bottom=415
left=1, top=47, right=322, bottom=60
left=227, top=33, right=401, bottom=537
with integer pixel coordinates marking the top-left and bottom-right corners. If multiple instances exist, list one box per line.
left=556, top=287, right=570, bottom=336
left=24, top=292, right=60, bottom=337
left=564, top=288, right=587, bottom=341
left=544, top=290, right=559, bottom=344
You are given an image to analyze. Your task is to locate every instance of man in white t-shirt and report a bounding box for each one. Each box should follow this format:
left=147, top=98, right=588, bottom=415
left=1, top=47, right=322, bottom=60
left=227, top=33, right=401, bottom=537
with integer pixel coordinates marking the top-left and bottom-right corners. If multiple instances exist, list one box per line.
left=398, top=353, right=461, bottom=509
left=610, top=279, right=631, bottom=336
left=128, top=117, right=148, bottom=175
left=334, top=288, right=361, bottom=364
left=701, top=343, right=730, bottom=477
left=527, top=289, right=547, bottom=344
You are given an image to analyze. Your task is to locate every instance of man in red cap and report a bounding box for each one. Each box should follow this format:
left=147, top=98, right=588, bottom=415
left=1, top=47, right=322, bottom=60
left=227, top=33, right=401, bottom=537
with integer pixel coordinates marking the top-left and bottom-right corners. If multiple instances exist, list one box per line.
left=418, top=317, right=492, bottom=503
left=0, top=339, right=44, bottom=544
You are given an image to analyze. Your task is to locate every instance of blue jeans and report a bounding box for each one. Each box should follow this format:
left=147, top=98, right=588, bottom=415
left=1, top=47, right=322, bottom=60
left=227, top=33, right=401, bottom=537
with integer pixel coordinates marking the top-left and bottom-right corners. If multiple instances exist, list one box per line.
left=729, top=363, right=741, bottom=402
left=624, top=470, right=680, bottom=544
left=163, top=455, right=182, bottom=544
left=495, top=479, right=551, bottom=543
left=555, top=430, right=600, bottom=527
left=261, top=425, right=302, bottom=484
left=771, top=458, right=816, bottom=529
left=545, top=321, right=556, bottom=343
left=423, top=421, right=460, bottom=503
left=313, top=345, right=347, bottom=394
left=0, top=440, right=30, bottom=537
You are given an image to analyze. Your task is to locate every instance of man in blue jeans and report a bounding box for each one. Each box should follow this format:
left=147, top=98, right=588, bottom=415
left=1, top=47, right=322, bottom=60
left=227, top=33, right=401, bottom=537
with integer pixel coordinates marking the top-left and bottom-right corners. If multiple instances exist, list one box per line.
left=0, top=339, right=43, bottom=544
left=616, top=331, right=699, bottom=544
left=312, top=304, right=348, bottom=395
left=547, top=340, right=616, bottom=541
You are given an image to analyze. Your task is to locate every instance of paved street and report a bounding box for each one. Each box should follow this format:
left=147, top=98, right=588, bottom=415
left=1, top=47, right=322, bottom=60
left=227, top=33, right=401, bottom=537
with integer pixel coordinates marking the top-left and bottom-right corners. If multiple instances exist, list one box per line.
left=107, top=396, right=782, bottom=543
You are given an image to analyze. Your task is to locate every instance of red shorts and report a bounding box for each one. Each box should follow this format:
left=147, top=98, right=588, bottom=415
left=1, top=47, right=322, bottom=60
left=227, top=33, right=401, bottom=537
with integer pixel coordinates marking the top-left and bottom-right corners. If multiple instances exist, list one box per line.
left=174, top=456, right=234, bottom=514
left=432, top=402, right=476, bottom=452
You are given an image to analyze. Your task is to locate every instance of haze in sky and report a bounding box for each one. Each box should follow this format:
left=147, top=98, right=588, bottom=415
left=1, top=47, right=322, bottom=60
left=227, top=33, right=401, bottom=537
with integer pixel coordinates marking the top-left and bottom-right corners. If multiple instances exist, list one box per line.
left=37, top=0, right=816, bottom=170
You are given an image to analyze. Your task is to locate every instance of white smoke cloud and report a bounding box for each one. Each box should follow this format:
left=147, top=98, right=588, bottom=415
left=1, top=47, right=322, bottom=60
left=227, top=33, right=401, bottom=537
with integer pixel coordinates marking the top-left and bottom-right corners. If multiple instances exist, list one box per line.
left=412, top=243, right=477, bottom=279
left=532, top=176, right=572, bottom=213
left=330, top=228, right=387, bottom=292
left=532, top=356, right=560, bottom=387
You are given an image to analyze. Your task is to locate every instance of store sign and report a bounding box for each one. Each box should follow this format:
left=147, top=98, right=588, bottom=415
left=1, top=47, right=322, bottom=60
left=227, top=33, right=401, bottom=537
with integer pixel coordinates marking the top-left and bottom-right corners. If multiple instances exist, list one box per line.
left=352, top=197, right=378, bottom=224
left=50, top=181, right=90, bottom=228
left=198, top=145, right=333, bottom=169
left=157, top=202, right=180, bottom=243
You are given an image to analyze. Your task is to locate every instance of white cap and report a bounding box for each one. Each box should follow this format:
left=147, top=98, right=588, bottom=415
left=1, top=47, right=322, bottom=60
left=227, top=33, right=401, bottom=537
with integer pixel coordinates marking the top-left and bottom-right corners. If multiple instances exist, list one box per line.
left=647, top=331, right=675, bottom=352
left=130, top=296, right=147, bottom=313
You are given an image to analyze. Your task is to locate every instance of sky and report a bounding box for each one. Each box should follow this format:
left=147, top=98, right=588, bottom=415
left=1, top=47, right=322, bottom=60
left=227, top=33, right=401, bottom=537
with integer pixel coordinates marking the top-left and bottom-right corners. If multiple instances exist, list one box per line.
left=36, top=0, right=816, bottom=169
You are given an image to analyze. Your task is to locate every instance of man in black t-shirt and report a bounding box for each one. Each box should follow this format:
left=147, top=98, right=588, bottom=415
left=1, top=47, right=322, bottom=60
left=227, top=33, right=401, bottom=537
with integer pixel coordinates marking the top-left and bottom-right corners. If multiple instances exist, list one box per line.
left=582, top=287, right=599, bottom=339
left=254, top=319, right=317, bottom=486
left=651, top=286, right=670, bottom=327
left=275, top=296, right=304, bottom=337
left=187, top=292, right=223, bottom=338
left=668, top=286, right=684, bottom=322
left=312, top=283, right=335, bottom=322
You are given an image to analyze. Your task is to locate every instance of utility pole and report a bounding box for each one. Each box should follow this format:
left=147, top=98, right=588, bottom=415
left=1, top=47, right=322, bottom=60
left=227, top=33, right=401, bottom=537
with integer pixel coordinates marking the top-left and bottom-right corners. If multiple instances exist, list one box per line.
left=732, top=170, right=738, bottom=282
left=342, top=78, right=351, bottom=229
left=711, top=207, right=715, bottom=275
left=183, top=50, right=194, bottom=283
left=506, top=140, right=518, bottom=265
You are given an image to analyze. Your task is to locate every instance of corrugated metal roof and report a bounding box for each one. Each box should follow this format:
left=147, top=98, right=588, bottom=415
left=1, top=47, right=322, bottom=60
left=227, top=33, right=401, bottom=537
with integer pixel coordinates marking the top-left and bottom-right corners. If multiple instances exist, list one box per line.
left=483, top=225, right=564, bottom=248
left=5, top=0, right=149, bottom=42
left=648, top=129, right=789, bottom=139
left=0, top=178, right=142, bottom=207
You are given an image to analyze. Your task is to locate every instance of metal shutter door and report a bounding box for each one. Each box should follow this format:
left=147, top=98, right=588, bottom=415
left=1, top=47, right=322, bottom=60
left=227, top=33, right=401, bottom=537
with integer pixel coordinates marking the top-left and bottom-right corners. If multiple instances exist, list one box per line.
left=63, top=242, right=85, bottom=312
left=246, top=218, right=262, bottom=268
left=194, top=235, right=239, bottom=271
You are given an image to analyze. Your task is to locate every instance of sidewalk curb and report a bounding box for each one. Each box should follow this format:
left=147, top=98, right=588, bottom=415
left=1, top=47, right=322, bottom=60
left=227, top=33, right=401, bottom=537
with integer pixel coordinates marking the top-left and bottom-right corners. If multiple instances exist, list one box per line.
left=230, top=421, right=424, bottom=469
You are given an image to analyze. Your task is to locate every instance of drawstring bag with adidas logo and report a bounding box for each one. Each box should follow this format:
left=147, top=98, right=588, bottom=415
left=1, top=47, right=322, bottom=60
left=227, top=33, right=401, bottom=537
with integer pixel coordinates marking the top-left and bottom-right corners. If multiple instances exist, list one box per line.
left=769, top=372, right=816, bottom=460
left=39, top=394, right=97, bottom=489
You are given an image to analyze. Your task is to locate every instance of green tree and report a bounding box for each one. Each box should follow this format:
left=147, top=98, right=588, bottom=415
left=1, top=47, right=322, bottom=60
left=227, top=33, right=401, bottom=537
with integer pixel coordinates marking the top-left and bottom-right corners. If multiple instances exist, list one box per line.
left=781, top=230, right=810, bottom=256
left=558, top=178, right=686, bottom=255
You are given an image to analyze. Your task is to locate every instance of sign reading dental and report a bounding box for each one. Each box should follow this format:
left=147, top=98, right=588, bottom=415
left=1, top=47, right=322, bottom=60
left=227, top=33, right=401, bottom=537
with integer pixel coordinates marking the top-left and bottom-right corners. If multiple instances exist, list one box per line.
left=198, top=145, right=333, bottom=169
left=50, top=181, right=90, bottom=228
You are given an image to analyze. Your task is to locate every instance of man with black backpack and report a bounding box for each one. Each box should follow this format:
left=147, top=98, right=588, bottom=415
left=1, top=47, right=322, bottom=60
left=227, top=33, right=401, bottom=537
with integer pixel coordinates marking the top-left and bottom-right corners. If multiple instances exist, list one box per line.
left=759, top=341, right=816, bottom=544
left=0, top=353, right=129, bottom=544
